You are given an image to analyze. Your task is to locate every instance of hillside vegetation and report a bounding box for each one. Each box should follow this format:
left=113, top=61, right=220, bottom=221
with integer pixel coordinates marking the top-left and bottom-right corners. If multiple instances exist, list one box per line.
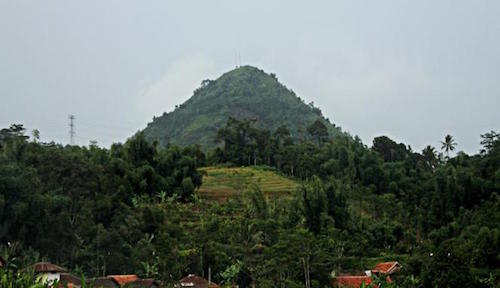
left=198, top=166, right=299, bottom=201
left=1, top=94, right=499, bottom=286
left=143, top=66, right=341, bottom=149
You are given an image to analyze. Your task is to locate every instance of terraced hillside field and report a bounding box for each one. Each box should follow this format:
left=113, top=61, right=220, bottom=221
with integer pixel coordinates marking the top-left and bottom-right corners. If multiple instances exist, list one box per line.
left=197, top=166, right=300, bottom=201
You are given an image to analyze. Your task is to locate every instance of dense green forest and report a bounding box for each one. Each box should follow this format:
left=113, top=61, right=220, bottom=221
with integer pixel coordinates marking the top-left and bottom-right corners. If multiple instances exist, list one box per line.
left=143, top=66, right=341, bottom=149
left=0, top=121, right=499, bottom=287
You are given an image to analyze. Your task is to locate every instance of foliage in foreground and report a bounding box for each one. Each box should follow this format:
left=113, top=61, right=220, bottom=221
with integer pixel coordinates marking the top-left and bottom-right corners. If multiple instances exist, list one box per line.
left=0, top=268, right=50, bottom=288
left=0, top=123, right=499, bottom=287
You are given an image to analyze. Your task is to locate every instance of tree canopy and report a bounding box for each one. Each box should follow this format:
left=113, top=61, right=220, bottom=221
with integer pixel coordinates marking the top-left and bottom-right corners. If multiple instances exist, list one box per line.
left=1, top=123, right=499, bottom=287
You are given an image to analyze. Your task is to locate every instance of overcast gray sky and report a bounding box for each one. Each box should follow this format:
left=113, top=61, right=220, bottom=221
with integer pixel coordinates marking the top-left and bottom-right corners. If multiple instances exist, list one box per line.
left=1, top=0, right=499, bottom=154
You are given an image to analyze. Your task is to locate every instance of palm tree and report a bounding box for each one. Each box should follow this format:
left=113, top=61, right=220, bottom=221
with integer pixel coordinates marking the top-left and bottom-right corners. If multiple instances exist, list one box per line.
left=441, top=134, right=457, bottom=158
left=422, top=145, right=438, bottom=169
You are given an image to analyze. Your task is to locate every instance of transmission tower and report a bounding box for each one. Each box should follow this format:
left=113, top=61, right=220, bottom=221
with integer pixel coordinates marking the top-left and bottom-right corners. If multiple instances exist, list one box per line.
left=69, top=114, right=75, bottom=145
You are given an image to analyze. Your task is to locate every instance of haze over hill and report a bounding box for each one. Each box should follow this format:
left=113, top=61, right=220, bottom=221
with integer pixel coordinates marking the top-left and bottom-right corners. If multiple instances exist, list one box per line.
left=143, top=66, right=342, bottom=149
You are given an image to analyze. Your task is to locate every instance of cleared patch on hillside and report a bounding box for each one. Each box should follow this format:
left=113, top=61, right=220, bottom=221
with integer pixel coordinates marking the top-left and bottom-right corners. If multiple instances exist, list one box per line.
left=197, top=166, right=299, bottom=201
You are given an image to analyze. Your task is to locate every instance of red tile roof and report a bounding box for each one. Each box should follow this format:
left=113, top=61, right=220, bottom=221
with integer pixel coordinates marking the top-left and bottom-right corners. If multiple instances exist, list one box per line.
left=333, top=261, right=400, bottom=287
left=332, top=276, right=373, bottom=287
left=108, top=275, right=139, bottom=286
left=372, top=262, right=401, bottom=274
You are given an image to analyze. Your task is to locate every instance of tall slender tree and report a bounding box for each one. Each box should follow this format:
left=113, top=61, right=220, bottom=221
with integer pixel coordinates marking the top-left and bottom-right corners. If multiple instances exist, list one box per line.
left=422, top=145, right=438, bottom=169
left=441, top=134, right=457, bottom=158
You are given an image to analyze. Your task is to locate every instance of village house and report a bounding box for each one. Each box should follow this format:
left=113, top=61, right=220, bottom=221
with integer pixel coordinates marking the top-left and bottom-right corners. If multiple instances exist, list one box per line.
left=66, top=274, right=161, bottom=288
left=30, top=262, right=161, bottom=288
left=59, top=273, right=83, bottom=288
left=176, top=274, right=220, bottom=288
left=32, top=262, right=67, bottom=284
left=108, top=275, right=161, bottom=288
left=332, top=261, right=401, bottom=288
left=108, top=275, right=140, bottom=286
left=333, top=275, right=375, bottom=287
left=371, top=261, right=402, bottom=275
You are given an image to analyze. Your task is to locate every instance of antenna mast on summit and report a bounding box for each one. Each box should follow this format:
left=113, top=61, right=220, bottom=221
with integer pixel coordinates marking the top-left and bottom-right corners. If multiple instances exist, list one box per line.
left=235, top=52, right=242, bottom=68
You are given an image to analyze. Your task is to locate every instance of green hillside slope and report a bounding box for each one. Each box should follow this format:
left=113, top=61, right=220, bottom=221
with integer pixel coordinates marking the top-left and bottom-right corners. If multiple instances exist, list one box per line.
left=143, top=65, right=341, bottom=149
left=197, top=166, right=299, bottom=201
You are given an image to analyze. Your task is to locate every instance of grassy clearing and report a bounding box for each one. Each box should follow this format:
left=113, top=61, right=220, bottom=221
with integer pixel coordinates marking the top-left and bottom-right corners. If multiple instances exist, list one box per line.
left=197, top=166, right=300, bottom=201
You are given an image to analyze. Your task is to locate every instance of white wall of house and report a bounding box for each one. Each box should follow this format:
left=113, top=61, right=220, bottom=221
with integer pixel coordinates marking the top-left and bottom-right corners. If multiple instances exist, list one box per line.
left=39, top=272, right=61, bottom=285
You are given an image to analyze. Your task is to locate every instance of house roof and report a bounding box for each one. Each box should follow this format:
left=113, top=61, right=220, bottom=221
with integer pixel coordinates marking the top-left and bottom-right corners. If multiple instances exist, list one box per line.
left=178, top=274, right=219, bottom=288
left=333, top=261, right=399, bottom=287
left=59, top=273, right=82, bottom=286
left=125, top=279, right=161, bottom=287
left=32, top=262, right=67, bottom=273
left=108, top=275, right=139, bottom=286
left=372, top=261, right=401, bottom=274
left=60, top=273, right=160, bottom=288
left=88, top=277, right=120, bottom=288
left=332, top=276, right=373, bottom=287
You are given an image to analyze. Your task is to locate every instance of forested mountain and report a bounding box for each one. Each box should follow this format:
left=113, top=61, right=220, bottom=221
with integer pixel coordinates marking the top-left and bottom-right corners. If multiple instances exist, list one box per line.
left=143, top=66, right=341, bottom=149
